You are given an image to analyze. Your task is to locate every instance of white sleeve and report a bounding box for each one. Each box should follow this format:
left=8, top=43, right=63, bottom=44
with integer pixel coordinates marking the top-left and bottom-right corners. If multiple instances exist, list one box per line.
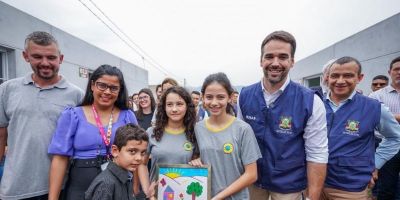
left=303, top=94, right=329, bottom=163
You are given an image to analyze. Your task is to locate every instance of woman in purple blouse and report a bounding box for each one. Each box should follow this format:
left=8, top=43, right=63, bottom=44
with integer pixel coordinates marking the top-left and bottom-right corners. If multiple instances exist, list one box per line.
left=48, top=65, right=138, bottom=200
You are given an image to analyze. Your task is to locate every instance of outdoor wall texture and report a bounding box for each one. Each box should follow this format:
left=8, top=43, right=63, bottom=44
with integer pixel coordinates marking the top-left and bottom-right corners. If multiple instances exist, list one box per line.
left=0, top=1, right=148, bottom=94
left=291, top=13, right=400, bottom=94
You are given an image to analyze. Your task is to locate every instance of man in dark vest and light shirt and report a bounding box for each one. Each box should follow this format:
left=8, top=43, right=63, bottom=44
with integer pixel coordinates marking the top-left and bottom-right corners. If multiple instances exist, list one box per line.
left=321, top=56, right=400, bottom=199
left=238, top=30, right=329, bottom=200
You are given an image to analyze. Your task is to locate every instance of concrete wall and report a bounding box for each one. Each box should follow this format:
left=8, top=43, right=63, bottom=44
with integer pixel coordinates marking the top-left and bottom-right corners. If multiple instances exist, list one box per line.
left=291, top=13, right=400, bottom=94
left=0, top=1, right=148, bottom=94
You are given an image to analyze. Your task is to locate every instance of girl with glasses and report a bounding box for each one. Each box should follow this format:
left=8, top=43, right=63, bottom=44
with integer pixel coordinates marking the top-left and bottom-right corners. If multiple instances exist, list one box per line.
left=135, top=88, right=156, bottom=131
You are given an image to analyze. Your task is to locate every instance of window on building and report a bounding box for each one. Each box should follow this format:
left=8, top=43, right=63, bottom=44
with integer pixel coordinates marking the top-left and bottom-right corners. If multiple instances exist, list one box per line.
left=0, top=47, right=8, bottom=85
left=304, top=74, right=322, bottom=88
left=87, top=69, right=94, bottom=80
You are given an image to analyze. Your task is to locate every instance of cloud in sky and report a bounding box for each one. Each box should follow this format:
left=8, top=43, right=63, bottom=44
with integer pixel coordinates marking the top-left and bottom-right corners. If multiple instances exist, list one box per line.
left=3, top=0, right=400, bottom=86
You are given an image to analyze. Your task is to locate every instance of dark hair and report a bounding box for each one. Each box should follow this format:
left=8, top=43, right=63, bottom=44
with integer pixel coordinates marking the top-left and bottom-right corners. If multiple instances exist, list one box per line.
left=113, top=123, right=148, bottom=150
left=80, top=64, right=129, bottom=109
left=156, top=84, right=162, bottom=91
left=372, top=75, right=389, bottom=81
left=132, top=93, right=138, bottom=97
left=201, top=72, right=235, bottom=116
left=161, top=78, right=178, bottom=90
left=153, top=87, right=196, bottom=146
left=25, top=31, right=59, bottom=51
left=261, top=31, right=296, bottom=59
left=136, top=88, right=156, bottom=118
left=333, top=56, right=362, bottom=74
left=390, top=56, right=400, bottom=70
left=191, top=91, right=201, bottom=96
left=232, top=91, right=239, bottom=95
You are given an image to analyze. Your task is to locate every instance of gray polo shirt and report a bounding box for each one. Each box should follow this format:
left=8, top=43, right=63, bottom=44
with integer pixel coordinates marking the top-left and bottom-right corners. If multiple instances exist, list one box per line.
left=0, top=74, right=83, bottom=199
left=195, top=118, right=262, bottom=199
left=146, top=127, right=194, bottom=182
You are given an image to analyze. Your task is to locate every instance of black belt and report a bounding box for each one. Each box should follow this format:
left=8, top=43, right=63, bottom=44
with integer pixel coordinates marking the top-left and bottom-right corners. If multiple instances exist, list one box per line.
left=72, top=156, right=108, bottom=168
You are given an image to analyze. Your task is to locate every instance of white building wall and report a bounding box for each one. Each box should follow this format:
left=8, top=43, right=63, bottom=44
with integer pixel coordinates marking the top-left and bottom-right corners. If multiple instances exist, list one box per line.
left=291, top=13, right=400, bottom=94
left=0, top=1, right=148, bottom=94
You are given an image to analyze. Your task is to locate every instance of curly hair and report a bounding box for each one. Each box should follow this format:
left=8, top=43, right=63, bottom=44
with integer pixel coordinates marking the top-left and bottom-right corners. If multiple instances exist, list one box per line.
left=152, top=86, right=197, bottom=150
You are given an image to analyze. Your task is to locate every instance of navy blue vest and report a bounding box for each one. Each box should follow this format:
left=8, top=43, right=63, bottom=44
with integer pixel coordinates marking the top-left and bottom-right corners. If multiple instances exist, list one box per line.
left=239, top=81, right=314, bottom=193
left=197, top=107, right=206, bottom=122
left=325, top=93, right=380, bottom=191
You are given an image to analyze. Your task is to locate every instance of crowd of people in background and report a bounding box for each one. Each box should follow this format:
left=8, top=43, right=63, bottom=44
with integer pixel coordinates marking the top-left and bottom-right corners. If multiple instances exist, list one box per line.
left=0, top=30, right=399, bottom=200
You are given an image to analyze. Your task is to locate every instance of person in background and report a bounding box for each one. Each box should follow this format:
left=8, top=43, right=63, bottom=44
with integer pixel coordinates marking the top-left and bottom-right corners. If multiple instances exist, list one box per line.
left=369, top=56, right=400, bottom=200
left=135, top=88, right=156, bottom=131
left=132, top=93, right=139, bottom=112
left=311, top=59, right=337, bottom=97
left=155, top=84, right=162, bottom=104
left=231, top=91, right=239, bottom=116
left=128, top=95, right=134, bottom=110
left=0, top=31, right=83, bottom=199
left=48, top=65, right=138, bottom=200
left=191, top=91, right=207, bottom=121
left=371, top=75, right=389, bottom=92
left=368, top=75, right=389, bottom=199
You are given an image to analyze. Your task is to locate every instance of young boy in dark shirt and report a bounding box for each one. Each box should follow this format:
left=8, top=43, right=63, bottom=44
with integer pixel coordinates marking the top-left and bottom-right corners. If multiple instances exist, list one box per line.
left=85, top=124, right=148, bottom=200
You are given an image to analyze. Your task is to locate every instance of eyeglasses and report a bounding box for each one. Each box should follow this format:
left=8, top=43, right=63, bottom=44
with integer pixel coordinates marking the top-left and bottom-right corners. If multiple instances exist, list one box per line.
left=138, top=95, right=150, bottom=100
left=95, top=81, right=120, bottom=93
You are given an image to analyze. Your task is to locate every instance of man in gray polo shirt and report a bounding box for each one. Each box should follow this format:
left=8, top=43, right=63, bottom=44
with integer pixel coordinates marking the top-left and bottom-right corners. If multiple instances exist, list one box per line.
left=0, top=31, right=83, bottom=200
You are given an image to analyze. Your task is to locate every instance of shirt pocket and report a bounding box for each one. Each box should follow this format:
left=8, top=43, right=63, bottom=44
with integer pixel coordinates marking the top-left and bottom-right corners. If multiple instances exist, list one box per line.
left=338, top=156, right=369, bottom=167
left=44, top=101, right=67, bottom=123
left=274, top=158, right=305, bottom=171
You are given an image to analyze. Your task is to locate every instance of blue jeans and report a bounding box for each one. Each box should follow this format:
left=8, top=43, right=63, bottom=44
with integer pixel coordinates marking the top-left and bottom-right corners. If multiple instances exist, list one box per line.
left=377, top=150, right=400, bottom=200
left=0, top=156, right=4, bottom=182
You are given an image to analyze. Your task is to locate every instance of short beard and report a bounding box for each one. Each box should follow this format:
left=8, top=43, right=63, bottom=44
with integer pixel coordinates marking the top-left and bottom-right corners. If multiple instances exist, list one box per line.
left=35, top=68, right=59, bottom=80
left=263, top=68, right=288, bottom=86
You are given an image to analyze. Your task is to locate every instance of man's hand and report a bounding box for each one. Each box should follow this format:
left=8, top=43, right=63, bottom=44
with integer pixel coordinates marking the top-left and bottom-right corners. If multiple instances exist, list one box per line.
left=307, top=162, right=327, bottom=200
left=368, top=169, right=378, bottom=188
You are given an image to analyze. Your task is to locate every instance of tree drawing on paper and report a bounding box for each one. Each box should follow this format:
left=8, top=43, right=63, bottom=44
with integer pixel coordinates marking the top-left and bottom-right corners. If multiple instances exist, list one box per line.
left=157, top=166, right=208, bottom=200
left=186, top=182, right=203, bottom=200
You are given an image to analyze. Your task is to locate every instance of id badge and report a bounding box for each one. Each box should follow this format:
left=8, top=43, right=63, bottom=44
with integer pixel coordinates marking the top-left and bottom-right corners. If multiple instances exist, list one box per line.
left=101, top=161, right=109, bottom=171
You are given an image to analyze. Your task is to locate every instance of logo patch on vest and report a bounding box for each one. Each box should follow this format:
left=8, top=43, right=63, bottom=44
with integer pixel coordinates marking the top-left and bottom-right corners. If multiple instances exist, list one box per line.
left=276, top=116, right=293, bottom=135
left=183, top=142, right=193, bottom=151
left=279, top=116, right=292, bottom=130
left=343, top=120, right=360, bottom=136
left=223, top=143, right=234, bottom=154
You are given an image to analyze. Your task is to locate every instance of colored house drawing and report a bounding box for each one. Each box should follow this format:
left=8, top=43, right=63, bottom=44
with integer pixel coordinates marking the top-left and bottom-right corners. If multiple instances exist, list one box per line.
left=163, top=186, right=174, bottom=200
left=157, top=164, right=210, bottom=200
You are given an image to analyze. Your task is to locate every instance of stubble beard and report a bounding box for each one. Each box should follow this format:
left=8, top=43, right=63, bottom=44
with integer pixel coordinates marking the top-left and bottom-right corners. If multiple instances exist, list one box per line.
left=35, top=66, right=59, bottom=80
left=263, top=68, right=288, bottom=86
